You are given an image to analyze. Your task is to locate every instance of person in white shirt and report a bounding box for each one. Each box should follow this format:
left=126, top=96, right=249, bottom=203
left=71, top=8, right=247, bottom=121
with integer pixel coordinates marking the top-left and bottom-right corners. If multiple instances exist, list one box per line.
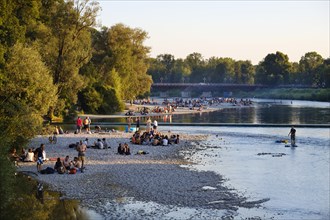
left=102, top=138, right=110, bottom=148
left=162, top=136, right=168, bottom=146
left=153, top=120, right=158, bottom=131
left=95, top=139, right=104, bottom=149
left=24, top=148, right=35, bottom=162
left=83, top=138, right=89, bottom=147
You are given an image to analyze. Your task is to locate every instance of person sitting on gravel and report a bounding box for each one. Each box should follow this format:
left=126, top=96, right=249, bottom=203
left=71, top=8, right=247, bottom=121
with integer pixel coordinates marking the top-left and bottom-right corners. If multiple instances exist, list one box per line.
left=93, top=139, right=104, bottom=149
left=94, top=125, right=101, bottom=133
left=24, top=148, right=35, bottom=162
left=140, top=132, right=150, bottom=145
left=63, top=155, right=71, bottom=170
left=162, top=135, right=169, bottom=146
left=102, top=138, right=110, bottom=149
left=152, top=134, right=161, bottom=146
left=169, top=135, right=176, bottom=145
left=117, top=143, right=125, bottom=155
left=131, top=131, right=141, bottom=145
left=123, top=143, right=131, bottom=155
left=54, top=157, right=66, bottom=174
left=175, top=135, right=180, bottom=144
left=72, top=157, right=82, bottom=170
left=10, top=148, right=21, bottom=162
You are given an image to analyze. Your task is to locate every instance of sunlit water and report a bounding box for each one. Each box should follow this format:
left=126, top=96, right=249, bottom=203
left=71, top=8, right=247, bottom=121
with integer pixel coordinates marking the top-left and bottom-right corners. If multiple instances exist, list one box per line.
left=171, top=126, right=330, bottom=219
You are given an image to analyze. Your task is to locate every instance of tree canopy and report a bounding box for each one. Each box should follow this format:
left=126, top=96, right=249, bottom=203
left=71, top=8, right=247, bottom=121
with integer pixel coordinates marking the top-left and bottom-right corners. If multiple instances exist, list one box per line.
left=148, top=51, right=328, bottom=88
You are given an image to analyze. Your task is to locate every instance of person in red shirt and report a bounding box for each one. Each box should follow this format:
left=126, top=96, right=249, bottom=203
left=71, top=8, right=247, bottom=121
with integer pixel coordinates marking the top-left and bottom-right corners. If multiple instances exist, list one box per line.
left=76, top=117, right=83, bottom=134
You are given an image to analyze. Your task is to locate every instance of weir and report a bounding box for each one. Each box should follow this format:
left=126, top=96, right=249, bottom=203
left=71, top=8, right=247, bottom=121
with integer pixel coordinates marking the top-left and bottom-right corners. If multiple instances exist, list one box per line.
left=53, top=122, right=330, bottom=128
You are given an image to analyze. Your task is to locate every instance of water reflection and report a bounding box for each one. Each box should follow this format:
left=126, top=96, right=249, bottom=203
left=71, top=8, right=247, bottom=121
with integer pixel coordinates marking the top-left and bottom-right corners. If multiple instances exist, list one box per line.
left=57, top=100, right=329, bottom=133
left=3, top=174, right=95, bottom=220
left=36, top=182, right=44, bottom=204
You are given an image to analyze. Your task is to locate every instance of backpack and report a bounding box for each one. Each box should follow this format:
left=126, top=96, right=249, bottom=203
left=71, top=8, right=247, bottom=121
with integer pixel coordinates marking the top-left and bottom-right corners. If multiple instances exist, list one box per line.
left=57, top=166, right=65, bottom=174
left=69, top=168, right=77, bottom=174
left=69, top=143, right=77, bottom=148
left=40, top=167, right=55, bottom=174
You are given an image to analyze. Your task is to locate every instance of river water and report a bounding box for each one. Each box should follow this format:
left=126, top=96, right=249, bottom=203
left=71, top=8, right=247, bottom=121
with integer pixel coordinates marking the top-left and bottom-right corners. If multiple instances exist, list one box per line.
left=83, top=99, right=329, bottom=219
left=174, top=126, right=330, bottom=219
left=88, top=99, right=329, bottom=126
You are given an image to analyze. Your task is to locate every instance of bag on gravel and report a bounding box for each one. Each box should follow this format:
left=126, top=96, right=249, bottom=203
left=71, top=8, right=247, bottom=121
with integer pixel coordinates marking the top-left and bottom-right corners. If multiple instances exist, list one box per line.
left=40, top=167, right=55, bottom=174
left=69, top=168, right=77, bottom=174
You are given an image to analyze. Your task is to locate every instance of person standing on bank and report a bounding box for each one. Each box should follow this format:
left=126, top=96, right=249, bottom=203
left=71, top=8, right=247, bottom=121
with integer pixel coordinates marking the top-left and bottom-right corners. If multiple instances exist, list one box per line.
left=136, top=117, right=140, bottom=131
left=77, top=140, right=87, bottom=172
left=288, top=126, right=296, bottom=146
left=76, top=117, right=83, bottom=134
left=127, top=116, right=133, bottom=132
left=146, top=117, right=152, bottom=133
left=36, top=144, right=45, bottom=172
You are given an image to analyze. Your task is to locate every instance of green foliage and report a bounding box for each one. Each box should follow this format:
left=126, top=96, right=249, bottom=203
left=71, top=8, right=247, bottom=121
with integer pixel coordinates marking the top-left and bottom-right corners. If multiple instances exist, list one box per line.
left=0, top=148, right=15, bottom=214
left=33, top=0, right=100, bottom=114
left=299, top=52, right=324, bottom=86
left=78, top=24, right=152, bottom=113
left=0, top=42, right=57, bottom=214
left=319, top=58, right=330, bottom=88
left=2, top=43, right=57, bottom=115
left=256, top=51, right=292, bottom=85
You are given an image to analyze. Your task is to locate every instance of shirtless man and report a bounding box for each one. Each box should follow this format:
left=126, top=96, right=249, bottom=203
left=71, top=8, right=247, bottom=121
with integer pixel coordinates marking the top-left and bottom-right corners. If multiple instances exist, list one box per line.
left=77, top=140, right=87, bottom=172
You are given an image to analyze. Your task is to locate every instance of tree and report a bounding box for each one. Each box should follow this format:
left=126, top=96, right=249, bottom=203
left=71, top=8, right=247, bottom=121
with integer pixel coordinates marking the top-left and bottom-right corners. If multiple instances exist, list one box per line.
left=0, top=43, right=58, bottom=213
left=208, top=58, right=235, bottom=83
left=1, top=43, right=57, bottom=113
left=234, top=60, right=255, bottom=84
left=185, top=53, right=206, bottom=82
left=256, top=51, right=292, bottom=85
left=35, top=0, right=100, bottom=113
left=184, top=52, right=204, bottom=72
left=173, top=58, right=191, bottom=83
left=78, top=24, right=152, bottom=113
left=299, top=52, right=324, bottom=86
left=319, top=58, right=330, bottom=88
left=147, top=57, right=164, bottom=82
left=104, top=23, right=152, bottom=100
left=156, top=54, right=175, bottom=82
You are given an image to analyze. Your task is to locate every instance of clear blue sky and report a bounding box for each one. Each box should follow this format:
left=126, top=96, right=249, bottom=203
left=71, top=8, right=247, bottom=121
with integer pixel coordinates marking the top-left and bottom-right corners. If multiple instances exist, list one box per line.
left=96, top=0, right=329, bottom=64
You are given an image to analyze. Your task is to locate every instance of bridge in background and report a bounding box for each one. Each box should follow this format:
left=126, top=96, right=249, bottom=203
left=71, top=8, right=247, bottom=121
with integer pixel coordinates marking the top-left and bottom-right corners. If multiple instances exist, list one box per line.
left=151, top=83, right=266, bottom=91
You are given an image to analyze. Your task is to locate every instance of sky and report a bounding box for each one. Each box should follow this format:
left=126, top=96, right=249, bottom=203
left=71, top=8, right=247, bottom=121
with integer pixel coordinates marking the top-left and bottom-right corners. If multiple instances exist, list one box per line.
left=96, top=0, right=329, bottom=64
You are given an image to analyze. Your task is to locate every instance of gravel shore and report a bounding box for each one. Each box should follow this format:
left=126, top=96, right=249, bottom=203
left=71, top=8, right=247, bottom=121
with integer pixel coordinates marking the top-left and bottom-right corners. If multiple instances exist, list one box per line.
left=17, top=130, right=264, bottom=219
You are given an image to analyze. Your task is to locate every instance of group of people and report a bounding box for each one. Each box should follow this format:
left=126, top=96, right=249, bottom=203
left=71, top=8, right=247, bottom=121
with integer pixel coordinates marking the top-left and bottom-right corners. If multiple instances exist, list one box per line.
left=34, top=139, right=86, bottom=173
left=131, top=130, right=179, bottom=146
left=89, top=138, right=110, bottom=149
left=76, top=116, right=91, bottom=134
left=69, top=138, right=110, bottom=150
left=53, top=155, right=82, bottom=174
left=10, top=148, right=36, bottom=163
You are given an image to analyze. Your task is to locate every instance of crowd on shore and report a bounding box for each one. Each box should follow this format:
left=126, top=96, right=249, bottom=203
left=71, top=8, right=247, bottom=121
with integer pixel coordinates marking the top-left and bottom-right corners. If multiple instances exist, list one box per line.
left=11, top=114, right=183, bottom=176
left=127, top=97, right=254, bottom=116
left=10, top=96, right=254, bottom=175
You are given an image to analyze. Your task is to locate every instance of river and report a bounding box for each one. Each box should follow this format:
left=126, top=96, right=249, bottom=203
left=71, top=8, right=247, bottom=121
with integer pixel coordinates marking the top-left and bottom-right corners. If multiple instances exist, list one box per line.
left=86, top=99, right=330, bottom=126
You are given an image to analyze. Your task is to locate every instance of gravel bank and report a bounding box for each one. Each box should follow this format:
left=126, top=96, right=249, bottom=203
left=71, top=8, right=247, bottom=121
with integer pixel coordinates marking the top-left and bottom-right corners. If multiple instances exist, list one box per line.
left=17, top=131, right=264, bottom=219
